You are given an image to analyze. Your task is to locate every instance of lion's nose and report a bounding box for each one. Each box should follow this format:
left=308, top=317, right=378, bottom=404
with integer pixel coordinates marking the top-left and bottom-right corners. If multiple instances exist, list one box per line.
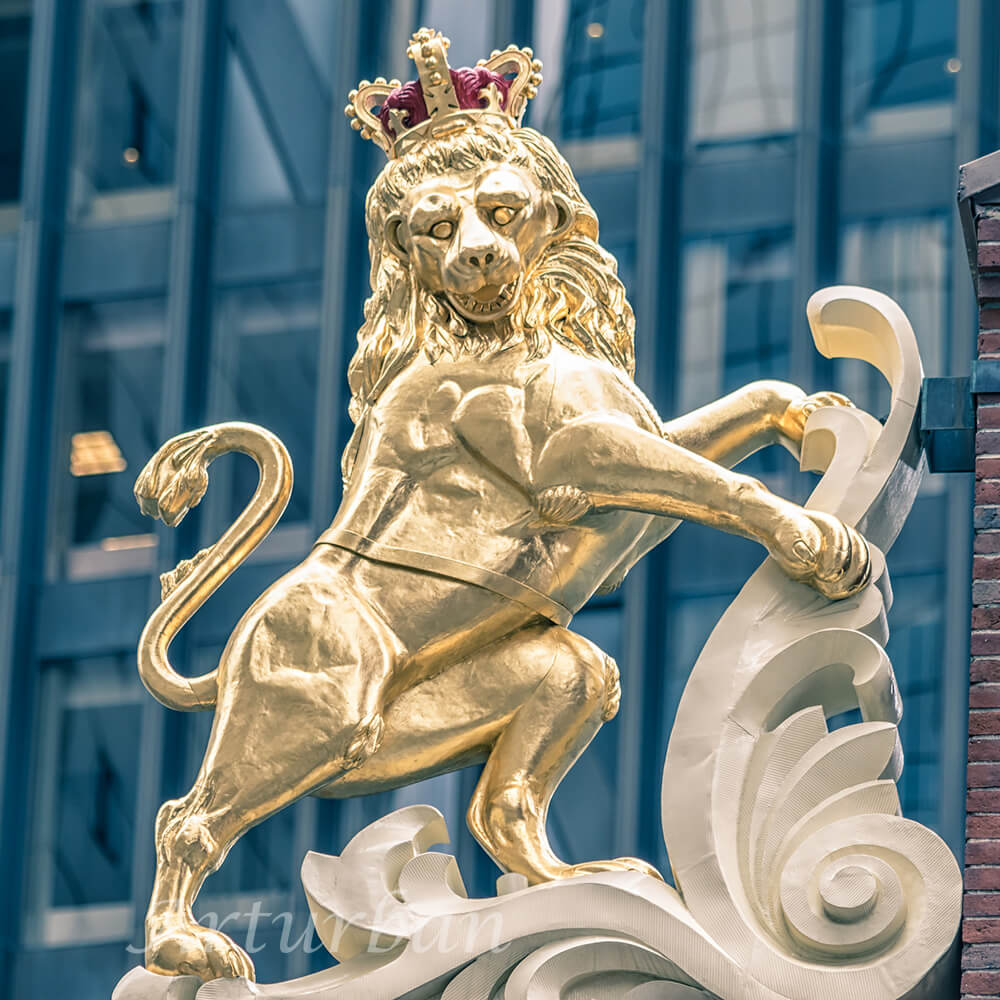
left=464, top=249, right=495, bottom=270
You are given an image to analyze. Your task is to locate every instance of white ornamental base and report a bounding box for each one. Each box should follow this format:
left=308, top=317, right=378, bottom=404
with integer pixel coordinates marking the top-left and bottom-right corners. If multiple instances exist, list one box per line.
left=112, top=804, right=957, bottom=1000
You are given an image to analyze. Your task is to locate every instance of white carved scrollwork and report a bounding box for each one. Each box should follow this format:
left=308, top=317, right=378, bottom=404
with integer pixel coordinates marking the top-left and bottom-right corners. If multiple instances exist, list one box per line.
left=660, top=286, right=961, bottom=999
left=116, top=287, right=962, bottom=1000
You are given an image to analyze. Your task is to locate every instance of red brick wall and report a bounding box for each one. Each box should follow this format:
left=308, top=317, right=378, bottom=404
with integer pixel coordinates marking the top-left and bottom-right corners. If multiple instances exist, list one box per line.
left=968, top=209, right=1000, bottom=999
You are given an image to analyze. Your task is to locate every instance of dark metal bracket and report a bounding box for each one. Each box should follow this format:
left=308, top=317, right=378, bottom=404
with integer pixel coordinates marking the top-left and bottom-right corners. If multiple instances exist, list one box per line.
left=919, top=361, right=1000, bottom=473
left=921, top=374, right=974, bottom=473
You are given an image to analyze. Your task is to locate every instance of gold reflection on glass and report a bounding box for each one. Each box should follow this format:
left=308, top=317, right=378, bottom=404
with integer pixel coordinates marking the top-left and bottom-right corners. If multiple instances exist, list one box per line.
left=101, top=533, right=156, bottom=552
left=70, top=430, right=127, bottom=476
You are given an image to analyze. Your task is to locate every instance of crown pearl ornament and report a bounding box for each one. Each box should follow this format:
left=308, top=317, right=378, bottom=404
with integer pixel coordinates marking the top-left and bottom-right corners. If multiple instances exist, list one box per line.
left=345, top=28, right=542, bottom=158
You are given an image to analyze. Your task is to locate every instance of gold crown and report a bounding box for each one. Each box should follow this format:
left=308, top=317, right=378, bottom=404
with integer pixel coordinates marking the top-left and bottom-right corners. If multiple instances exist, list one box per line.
left=345, top=27, right=542, bottom=158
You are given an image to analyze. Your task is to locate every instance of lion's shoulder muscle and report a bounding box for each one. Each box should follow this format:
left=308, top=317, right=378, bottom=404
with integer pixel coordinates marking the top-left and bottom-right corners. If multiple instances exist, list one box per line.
left=538, top=346, right=658, bottom=433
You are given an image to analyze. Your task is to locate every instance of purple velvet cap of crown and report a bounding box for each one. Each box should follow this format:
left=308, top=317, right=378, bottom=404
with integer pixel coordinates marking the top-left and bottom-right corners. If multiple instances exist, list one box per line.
left=378, top=67, right=512, bottom=140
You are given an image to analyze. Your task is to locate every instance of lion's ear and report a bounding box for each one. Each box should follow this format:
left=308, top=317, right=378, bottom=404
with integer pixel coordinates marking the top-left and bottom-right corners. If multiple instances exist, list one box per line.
left=551, top=193, right=575, bottom=239
left=385, top=214, right=410, bottom=262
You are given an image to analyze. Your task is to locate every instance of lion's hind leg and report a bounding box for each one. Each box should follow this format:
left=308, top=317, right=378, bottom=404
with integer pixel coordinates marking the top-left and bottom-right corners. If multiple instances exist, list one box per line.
left=145, top=557, right=399, bottom=982
left=146, top=691, right=388, bottom=982
left=465, top=626, right=661, bottom=884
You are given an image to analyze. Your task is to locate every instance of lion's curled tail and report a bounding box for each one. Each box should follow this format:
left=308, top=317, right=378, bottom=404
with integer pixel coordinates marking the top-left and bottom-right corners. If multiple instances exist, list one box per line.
left=133, top=422, right=292, bottom=711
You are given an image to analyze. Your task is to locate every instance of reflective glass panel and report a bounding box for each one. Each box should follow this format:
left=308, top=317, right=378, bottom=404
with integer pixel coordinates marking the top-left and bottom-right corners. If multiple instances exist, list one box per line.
left=419, top=0, right=495, bottom=67
left=44, top=656, right=143, bottom=907
left=559, top=0, right=645, bottom=139
left=0, top=1, right=32, bottom=231
left=888, top=568, right=946, bottom=831
left=843, top=0, right=957, bottom=141
left=211, top=283, right=319, bottom=524
left=548, top=606, right=623, bottom=864
left=70, top=0, right=183, bottom=220
left=201, top=806, right=297, bottom=896
left=837, top=215, right=948, bottom=418
left=679, top=231, right=793, bottom=412
left=689, top=0, right=798, bottom=145
left=219, top=0, right=337, bottom=210
left=0, top=310, right=10, bottom=542
left=678, top=230, right=802, bottom=515
left=60, top=299, right=164, bottom=573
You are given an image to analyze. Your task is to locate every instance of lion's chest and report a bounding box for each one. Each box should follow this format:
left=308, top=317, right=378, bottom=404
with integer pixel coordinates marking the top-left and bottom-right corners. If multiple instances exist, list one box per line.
left=333, top=350, right=657, bottom=611
left=375, top=359, right=544, bottom=478
left=386, top=378, right=464, bottom=476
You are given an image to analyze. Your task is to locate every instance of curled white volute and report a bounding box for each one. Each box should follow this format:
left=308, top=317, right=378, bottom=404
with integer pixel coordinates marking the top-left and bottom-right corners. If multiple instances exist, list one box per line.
left=803, top=286, right=924, bottom=548
left=301, top=804, right=450, bottom=960
left=798, top=405, right=881, bottom=517
left=440, top=933, right=570, bottom=1000
left=732, top=627, right=902, bottom=735
left=502, top=936, right=707, bottom=999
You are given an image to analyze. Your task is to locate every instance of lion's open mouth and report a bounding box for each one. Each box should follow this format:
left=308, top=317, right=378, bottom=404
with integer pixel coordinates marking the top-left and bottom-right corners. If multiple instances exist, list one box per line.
left=446, top=277, right=522, bottom=322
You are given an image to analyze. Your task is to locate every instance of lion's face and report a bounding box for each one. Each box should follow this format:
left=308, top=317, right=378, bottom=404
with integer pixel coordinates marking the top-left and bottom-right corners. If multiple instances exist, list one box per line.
left=385, top=163, right=572, bottom=323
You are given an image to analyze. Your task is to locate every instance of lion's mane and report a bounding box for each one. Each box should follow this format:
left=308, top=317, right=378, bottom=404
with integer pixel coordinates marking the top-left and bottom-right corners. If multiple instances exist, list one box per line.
left=346, top=125, right=636, bottom=428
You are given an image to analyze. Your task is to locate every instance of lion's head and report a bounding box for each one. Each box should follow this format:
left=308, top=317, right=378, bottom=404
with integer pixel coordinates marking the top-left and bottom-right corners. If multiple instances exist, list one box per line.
left=347, top=125, right=636, bottom=425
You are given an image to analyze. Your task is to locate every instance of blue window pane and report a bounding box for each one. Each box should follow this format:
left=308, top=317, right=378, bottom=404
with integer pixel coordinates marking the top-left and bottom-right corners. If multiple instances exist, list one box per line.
left=679, top=231, right=793, bottom=410
left=837, top=215, right=949, bottom=419
left=47, top=657, right=143, bottom=907
left=559, top=0, right=644, bottom=139
left=0, top=3, right=32, bottom=218
left=71, top=0, right=184, bottom=219
left=219, top=1, right=336, bottom=210
left=549, top=607, right=623, bottom=865
left=843, top=0, right=958, bottom=141
left=679, top=231, right=798, bottom=495
left=200, top=808, right=299, bottom=896
left=13, top=942, right=140, bottom=998
left=689, top=0, right=798, bottom=146
left=210, top=282, right=320, bottom=524
left=419, top=0, right=496, bottom=68
left=62, top=299, right=164, bottom=570
left=0, top=311, right=10, bottom=546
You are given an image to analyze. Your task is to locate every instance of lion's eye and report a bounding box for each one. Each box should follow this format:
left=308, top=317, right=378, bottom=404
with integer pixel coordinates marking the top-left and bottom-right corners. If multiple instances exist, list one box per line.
left=492, top=206, right=516, bottom=226
left=429, top=220, right=454, bottom=240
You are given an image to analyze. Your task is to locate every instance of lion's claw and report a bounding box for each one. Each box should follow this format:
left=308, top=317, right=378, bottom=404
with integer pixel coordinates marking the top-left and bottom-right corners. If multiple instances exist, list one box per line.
left=534, top=484, right=593, bottom=525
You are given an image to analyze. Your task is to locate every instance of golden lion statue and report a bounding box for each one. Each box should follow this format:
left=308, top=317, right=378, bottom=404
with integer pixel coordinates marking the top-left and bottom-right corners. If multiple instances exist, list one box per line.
left=132, top=30, right=870, bottom=982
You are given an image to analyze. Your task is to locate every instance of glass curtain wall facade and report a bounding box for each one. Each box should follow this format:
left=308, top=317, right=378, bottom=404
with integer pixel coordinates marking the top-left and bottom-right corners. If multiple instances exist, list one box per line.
left=0, top=0, right=995, bottom=994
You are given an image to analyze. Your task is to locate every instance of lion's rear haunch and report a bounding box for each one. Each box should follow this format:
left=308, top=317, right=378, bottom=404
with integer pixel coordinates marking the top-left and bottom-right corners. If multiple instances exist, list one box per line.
left=134, top=422, right=293, bottom=711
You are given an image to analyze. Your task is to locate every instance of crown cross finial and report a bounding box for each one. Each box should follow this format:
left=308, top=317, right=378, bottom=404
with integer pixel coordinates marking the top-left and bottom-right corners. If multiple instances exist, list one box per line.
left=408, top=29, right=460, bottom=116
left=345, top=27, right=543, bottom=159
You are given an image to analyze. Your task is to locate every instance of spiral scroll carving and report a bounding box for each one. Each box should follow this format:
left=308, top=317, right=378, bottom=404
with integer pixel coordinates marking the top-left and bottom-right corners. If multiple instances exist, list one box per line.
left=739, top=702, right=959, bottom=970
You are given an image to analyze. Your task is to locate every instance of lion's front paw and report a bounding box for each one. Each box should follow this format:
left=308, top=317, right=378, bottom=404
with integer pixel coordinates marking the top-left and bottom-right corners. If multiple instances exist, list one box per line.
left=777, top=391, right=855, bottom=445
left=777, top=511, right=871, bottom=600
left=135, top=429, right=219, bottom=527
